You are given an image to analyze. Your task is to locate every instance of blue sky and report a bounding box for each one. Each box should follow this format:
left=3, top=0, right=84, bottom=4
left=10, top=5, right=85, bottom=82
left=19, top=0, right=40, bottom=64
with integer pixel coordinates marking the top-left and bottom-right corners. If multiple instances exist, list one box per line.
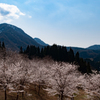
left=0, top=0, right=100, bottom=48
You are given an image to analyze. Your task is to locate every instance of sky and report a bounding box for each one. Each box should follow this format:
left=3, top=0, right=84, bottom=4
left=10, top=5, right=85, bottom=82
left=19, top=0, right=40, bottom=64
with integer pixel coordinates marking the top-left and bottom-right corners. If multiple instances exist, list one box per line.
left=0, top=0, right=100, bottom=48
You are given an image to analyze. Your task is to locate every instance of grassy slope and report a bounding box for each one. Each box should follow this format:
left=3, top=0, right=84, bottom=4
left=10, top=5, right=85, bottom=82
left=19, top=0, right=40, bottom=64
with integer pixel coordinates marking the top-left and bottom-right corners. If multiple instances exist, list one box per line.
left=0, top=84, right=57, bottom=100
left=0, top=85, right=98, bottom=100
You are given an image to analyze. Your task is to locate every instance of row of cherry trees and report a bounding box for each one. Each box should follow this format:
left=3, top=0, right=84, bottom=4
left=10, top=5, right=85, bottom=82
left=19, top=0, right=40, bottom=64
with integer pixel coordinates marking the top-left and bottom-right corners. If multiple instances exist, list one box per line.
left=0, top=50, right=100, bottom=100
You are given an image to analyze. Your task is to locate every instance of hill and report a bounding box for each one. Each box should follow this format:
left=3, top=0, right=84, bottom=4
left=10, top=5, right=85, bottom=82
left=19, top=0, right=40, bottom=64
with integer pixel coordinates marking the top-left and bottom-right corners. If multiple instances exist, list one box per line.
left=34, top=37, right=48, bottom=46
left=66, top=46, right=100, bottom=70
left=67, top=47, right=100, bottom=59
left=0, top=23, right=42, bottom=51
left=0, top=23, right=100, bottom=59
left=86, top=44, right=100, bottom=50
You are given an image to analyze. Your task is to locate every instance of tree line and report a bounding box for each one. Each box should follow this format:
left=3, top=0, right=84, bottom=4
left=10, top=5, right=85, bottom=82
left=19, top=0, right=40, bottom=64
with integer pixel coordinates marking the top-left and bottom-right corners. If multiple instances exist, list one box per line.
left=0, top=41, right=92, bottom=74
left=20, top=44, right=92, bottom=74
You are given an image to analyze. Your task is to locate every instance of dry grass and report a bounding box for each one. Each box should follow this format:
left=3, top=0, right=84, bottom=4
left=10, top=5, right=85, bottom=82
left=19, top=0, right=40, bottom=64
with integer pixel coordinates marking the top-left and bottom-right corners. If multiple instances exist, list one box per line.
left=0, top=84, right=57, bottom=100
left=0, top=86, right=98, bottom=100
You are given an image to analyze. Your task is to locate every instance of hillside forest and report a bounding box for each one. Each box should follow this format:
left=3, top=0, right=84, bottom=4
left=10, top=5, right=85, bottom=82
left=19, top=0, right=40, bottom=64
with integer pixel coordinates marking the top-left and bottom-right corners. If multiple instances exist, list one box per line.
left=20, top=44, right=92, bottom=74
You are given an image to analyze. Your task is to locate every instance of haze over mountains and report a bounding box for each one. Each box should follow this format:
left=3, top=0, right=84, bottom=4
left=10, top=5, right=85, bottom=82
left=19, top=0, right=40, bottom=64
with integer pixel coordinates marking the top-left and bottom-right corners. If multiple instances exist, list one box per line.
left=0, top=23, right=100, bottom=59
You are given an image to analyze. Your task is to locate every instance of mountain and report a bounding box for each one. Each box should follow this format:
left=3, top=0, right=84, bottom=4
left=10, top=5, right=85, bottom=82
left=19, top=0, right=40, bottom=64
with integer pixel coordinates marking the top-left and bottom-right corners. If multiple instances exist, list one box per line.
left=0, top=23, right=100, bottom=70
left=0, top=23, right=42, bottom=51
left=66, top=46, right=100, bottom=59
left=34, top=37, right=48, bottom=46
left=86, top=45, right=100, bottom=50
left=0, top=23, right=100, bottom=60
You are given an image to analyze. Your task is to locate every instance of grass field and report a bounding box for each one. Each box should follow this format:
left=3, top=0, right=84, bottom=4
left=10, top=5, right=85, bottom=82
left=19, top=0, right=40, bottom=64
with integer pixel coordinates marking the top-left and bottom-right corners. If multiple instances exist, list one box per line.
left=0, top=85, right=99, bottom=100
left=0, top=84, right=57, bottom=100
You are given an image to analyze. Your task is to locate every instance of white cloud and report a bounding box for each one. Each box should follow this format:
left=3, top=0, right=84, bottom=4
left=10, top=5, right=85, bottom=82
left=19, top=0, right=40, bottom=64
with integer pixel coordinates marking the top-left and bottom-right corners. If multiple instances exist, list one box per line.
left=0, top=3, right=25, bottom=23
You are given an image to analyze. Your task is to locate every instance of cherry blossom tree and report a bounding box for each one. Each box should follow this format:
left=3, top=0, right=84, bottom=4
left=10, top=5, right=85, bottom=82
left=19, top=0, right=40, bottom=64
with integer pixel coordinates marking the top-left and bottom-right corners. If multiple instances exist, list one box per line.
left=0, top=51, right=19, bottom=100
left=83, top=73, right=100, bottom=100
left=9, top=58, right=32, bottom=100
left=45, top=62, right=83, bottom=100
left=0, top=50, right=92, bottom=100
left=30, top=58, right=51, bottom=95
left=0, top=50, right=32, bottom=100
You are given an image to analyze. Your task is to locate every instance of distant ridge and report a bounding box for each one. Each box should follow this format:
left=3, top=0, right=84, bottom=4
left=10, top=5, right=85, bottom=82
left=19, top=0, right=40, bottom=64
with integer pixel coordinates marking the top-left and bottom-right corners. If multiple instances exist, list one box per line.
left=34, top=37, right=49, bottom=46
left=0, top=23, right=42, bottom=50
left=86, top=45, right=100, bottom=50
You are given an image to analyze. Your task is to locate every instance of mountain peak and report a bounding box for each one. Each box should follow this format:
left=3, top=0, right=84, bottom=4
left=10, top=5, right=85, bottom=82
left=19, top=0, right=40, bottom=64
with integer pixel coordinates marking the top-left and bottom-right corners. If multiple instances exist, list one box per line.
left=0, top=23, right=42, bottom=51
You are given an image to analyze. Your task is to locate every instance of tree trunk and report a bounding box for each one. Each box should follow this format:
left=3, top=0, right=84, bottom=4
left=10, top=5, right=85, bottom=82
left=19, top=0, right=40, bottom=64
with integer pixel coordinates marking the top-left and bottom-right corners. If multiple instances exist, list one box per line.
left=97, top=96, right=100, bottom=100
left=38, top=84, right=41, bottom=95
left=60, top=91, right=64, bottom=100
left=71, top=97, right=74, bottom=100
left=16, top=92, right=19, bottom=100
left=5, top=89, right=7, bottom=100
left=61, top=94, right=63, bottom=100
left=22, top=92, right=24, bottom=98
left=58, top=95, right=60, bottom=100
left=34, top=84, right=37, bottom=91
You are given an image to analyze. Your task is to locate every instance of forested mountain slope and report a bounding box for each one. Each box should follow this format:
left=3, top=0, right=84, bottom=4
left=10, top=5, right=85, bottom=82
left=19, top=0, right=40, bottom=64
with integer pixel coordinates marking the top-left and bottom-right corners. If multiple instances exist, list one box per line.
left=0, top=23, right=42, bottom=50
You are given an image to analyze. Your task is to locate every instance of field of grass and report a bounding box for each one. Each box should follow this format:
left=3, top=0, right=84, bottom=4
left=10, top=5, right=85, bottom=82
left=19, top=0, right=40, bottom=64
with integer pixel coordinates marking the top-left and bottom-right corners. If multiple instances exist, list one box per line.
left=0, top=84, right=57, bottom=100
left=0, top=85, right=99, bottom=100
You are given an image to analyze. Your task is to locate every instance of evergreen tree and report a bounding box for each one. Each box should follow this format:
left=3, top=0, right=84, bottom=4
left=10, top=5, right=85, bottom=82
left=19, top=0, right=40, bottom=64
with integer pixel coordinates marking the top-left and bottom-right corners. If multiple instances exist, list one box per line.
left=25, top=45, right=30, bottom=54
left=19, top=46, right=23, bottom=54
left=40, top=48, right=44, bottom=58
left=68, top=48, right=74, bottom=63
left=58, top=46, right=62, bottom=61
left=2, top=42, right=5, bottom=48
left=87, top=62, right=92, bottom=74
left=45, top=45, right=50, bottom=56
left=29, top=46, right=37, bottom=57
left=61, top=46, right=68, bottom=62
left=37, top=47, right=40, bottom=57
left=0, top=41, right=1, bottom=48
left=75, top=52, right=80, bottom=64
left=50, top=44, right=58, bottom=61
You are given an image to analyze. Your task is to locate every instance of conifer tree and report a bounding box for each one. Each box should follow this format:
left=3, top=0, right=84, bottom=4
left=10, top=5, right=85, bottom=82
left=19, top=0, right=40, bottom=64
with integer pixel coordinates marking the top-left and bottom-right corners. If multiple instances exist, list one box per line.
left=0, top=41, right=1, bottom=48
left=2, top=42, right=5, bottom=48
left=19, top=46, right=23, bottom=54
left=40, top=48, right=44, bottom=58
left=75, top=52, right=80, bottom=64
left=87, top=62, right=92, bottom=74
left=25, top=45, right=30, bottom=54
left=37, top=47, right=40, bottom=57
left=68, top=48, right=74, bottom=63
